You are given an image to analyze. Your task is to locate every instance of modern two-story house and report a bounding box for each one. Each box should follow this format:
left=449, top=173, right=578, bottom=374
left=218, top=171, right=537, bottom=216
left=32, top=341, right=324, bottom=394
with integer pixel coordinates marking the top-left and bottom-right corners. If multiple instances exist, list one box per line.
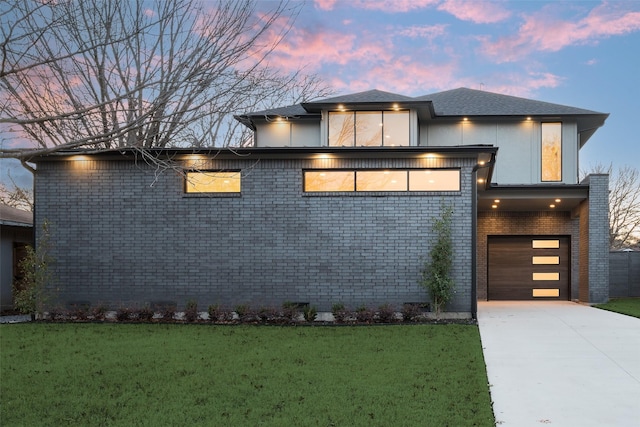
left=32, top=88, right=610, bottom=316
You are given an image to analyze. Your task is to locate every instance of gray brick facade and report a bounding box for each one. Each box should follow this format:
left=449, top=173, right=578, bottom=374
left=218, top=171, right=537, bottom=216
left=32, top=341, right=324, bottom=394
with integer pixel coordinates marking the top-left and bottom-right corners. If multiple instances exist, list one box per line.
left=579, top=174, right=610, bottom=303
left=35, top=152, right=477, bottom=312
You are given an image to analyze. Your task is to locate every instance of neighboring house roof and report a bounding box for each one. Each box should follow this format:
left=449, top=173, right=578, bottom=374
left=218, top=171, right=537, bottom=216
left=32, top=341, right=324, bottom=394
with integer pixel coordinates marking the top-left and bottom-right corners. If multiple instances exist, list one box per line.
left=0, top=204, right=33, bottom=228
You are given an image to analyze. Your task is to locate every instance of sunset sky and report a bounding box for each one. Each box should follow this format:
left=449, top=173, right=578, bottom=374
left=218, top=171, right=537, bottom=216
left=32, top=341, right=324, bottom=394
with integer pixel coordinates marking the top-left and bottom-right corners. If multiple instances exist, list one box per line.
left=266, top=0, right=639, bottom=173
left=2, top=0, right=639, bottom=191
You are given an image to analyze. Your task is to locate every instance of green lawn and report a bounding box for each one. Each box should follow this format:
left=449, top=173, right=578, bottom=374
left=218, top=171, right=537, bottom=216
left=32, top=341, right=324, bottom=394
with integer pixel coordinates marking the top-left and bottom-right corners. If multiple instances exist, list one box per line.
left=1, top=324, right=494, bottom=427
left=595, top=297, right=640, bottom=318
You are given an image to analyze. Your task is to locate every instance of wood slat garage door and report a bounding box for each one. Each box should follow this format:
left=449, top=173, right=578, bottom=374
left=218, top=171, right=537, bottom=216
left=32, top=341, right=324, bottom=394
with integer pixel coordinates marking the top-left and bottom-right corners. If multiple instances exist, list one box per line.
left=488, top=236, right=570, bottom=300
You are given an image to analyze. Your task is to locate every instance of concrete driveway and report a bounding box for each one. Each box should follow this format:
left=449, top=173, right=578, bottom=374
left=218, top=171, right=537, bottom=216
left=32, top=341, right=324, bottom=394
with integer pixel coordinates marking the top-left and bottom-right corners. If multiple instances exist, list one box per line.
left=478, top=301, right=640, bottom=427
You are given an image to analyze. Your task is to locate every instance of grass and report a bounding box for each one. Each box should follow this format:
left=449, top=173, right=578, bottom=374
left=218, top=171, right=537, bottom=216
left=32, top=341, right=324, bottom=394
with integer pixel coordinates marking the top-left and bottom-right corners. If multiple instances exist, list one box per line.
left=1, top=324, right=494, bottom=427
left=594, top=297, right=640, bottom=318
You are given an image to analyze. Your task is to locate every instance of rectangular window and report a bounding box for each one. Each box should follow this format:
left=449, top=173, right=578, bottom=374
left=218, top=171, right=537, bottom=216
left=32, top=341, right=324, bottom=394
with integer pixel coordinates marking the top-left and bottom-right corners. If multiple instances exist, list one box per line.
left=532, top=240, right=560, bottom=249
left=541, top=122, right=562, bottom=182
left=328, top=111, right=409, bottom=146
left=409, top=170, right=460, bottom=191
left=185, top=171, right=241, bottom=193
left=328, top=111, right=354, bottom=146
left=304, top=171, right=355, bottom=192
left=303, top=169, right=460, bottom=193
left=532, top=272, right=560, bottom=281
left=356, top=111, right=383, bottom=146
left=356, top=170, right=407, bottom=191
left=532, top=256, right=560, bottom=265
left=533, top=289, right=560, bottom=297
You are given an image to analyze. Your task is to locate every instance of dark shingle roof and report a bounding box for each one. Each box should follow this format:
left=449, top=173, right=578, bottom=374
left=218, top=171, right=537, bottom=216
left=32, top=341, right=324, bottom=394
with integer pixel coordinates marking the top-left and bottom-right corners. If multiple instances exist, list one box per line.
left=0, top=204, right=33, bottom=227
left=308, top=89, right=415, bottom=104
left=417, top=87, right=605, bottom=116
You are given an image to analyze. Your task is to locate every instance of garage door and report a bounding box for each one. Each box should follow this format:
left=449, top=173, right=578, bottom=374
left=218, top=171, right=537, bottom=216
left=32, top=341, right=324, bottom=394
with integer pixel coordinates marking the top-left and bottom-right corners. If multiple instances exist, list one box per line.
left=488, top=236, right=570, bottom=300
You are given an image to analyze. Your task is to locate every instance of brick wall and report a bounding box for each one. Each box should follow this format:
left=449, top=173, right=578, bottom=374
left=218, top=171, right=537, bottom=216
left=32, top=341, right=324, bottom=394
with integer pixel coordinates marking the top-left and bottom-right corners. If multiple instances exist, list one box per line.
left=584, top=174, right=610, bottom=303
left=35, top=154, right=476, bottom=312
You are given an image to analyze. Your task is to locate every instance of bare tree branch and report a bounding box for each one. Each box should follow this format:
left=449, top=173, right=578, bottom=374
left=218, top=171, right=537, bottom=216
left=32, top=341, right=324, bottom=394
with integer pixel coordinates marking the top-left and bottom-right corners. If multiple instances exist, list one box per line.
left=0, top=0, right=332, bottom=162
left=583, top=163, right=640, bottom=249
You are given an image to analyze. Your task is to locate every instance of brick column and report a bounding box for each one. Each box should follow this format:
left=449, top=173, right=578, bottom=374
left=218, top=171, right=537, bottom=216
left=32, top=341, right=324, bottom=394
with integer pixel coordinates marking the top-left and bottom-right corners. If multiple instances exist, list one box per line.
left=581, top=174, right=609, bottom=303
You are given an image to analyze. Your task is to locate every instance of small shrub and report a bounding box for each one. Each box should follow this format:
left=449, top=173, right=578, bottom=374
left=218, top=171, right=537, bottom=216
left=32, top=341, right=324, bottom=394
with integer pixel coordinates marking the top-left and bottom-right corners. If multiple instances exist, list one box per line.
left=71, top=306, right=89, bottom=321
left=377, top=304, right=396, bottom=323
left=137, top=305, right=155, bottom=322
left=207, top=304, right=220, bottom=322
left=281, top=301, right=301, bottom=323
left=355, top=305, right=376, bottom=324
left=258, top=306, right=280, bottom=323
left=184, top=300, right=199, bottom=322
left=235, top=304, right=257, bottom=323
left=401, top=303, right=423, bottom=322
left=116, top=307, right=133, bottom=322
left=303, top=305, right=317, bottom=322
left=91, top=304, right=108, bottom=321
left=207, top=304, right=233, bottom=323
left=47, top=306, right=66, bottom=321
left=331, top=303, right=351, bottom=323
left=161, top=305, right=176, bottom=321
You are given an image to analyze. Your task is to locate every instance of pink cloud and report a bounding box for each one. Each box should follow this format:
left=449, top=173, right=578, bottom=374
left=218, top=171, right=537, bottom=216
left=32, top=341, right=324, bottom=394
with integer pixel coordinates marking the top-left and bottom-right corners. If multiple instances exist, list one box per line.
left=482, top=3, right=640, bottom=62
left=263, top=25, right=396, bottom=75
left=345, top=0, right=439, bottom=13
left=397, top=24, right=448, bottom=39
left=314, top=0, right=338, bottom=11
left=437, top=0, right=511, bottom=24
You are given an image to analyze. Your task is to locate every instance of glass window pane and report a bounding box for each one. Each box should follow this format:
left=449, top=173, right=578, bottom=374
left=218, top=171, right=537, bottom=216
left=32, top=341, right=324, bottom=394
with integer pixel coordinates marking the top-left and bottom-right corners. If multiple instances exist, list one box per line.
left=383, top=111, right=409, bottom=146
left=409, top=170, right=460, bottom=191
left=328, top=112, right=354, bottom=146
left=186, top=171, right=241, bottom=193
left=532, top=256, right=560, bottom=265
left=355, top=111, right=383, bottom=146
left=532, top=272, right=560, bottom=281
left=356, top=171, right=407, bottom=191
left=542, top=123, right=562, bottom=181
left=532, top=240, right=560, bottom=249
left=304, top=171, right=355, bottom=192
left=533, top=289, right=560, bottom=297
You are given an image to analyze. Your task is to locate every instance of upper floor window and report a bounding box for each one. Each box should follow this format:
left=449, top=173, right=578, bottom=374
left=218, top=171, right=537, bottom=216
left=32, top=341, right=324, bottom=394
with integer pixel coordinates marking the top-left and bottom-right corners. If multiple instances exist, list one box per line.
left=185, top=171, right=241, bottom=193
left=328, top=110, right=409, bottom=146
left=304, top=169, right=460, bottom=193
left=541, top=123, right=562, bottom=182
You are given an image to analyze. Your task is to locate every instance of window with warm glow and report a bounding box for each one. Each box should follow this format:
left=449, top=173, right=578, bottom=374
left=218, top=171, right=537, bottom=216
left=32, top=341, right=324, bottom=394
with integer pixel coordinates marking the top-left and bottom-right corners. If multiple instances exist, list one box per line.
left=185, top=171, right=241, bottom=193
left=328, top=111, right=409, bottom=146
left=356, top=170, right=407, bottom=191
left=304, top=171, right=355, bottom=192
left=409, top=170, right=460, bottom=191
left=303, top=169, right=460, bottom=193
left=541, top=123, right=562, bottom=182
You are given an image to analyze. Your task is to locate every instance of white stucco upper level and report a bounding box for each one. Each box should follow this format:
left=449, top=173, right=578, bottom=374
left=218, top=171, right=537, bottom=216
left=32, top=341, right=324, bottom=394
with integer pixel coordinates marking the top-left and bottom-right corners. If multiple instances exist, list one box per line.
left=235, top=88, right=608, bottom=186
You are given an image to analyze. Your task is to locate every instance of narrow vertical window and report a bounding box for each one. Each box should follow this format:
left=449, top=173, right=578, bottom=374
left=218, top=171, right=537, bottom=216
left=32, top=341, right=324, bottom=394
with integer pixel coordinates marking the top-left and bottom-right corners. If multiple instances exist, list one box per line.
left=541, top=123, right=562, bottom=182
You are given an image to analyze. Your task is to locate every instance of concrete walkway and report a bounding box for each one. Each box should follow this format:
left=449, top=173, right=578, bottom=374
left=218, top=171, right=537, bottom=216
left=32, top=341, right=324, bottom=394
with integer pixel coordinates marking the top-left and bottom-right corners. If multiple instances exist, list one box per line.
left=478, top=301, right=640, bottom=427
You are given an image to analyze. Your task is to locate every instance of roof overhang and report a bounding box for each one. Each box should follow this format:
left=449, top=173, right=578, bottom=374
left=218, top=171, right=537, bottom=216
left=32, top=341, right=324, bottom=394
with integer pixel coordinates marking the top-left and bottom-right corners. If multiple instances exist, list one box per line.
left=478, top=184, right=589, bottom=212
left=31, top=145, right=497, bottom=163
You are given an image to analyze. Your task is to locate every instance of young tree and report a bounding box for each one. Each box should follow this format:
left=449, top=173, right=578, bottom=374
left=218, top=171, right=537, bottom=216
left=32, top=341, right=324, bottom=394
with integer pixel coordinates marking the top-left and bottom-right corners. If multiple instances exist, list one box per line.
left=584, top=164, right=640, bottom=249
left=0, top=0, right=331, bottom=169
left=420, top=206, right=455, bottom=317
